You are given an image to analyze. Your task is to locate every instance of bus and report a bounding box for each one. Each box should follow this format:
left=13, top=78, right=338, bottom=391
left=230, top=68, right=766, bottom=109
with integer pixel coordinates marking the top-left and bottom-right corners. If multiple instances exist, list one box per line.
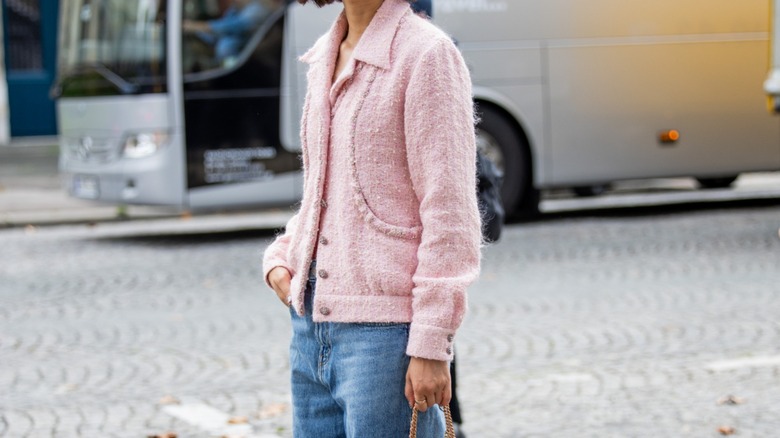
left=57, top=0, right=780, bottom=217
left=767, top=0, right=780, bottom=110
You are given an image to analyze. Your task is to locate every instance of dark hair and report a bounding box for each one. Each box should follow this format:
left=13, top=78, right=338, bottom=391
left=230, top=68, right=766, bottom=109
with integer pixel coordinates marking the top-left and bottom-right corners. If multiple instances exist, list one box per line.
left=297, top=0, right=415, bottom=6
left=296, top=0, right=340, bottom=5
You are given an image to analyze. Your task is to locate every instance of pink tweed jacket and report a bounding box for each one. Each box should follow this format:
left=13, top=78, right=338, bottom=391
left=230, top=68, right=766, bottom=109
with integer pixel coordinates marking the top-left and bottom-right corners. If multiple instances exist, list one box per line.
left=263, top=0, right=481, bottom=361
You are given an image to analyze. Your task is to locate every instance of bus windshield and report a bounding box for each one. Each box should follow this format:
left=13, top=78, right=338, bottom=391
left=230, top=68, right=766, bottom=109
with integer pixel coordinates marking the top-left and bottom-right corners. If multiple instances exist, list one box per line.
left=181, top=0, right=285, bottom=79
left=57, top=0, right=167, bottom=97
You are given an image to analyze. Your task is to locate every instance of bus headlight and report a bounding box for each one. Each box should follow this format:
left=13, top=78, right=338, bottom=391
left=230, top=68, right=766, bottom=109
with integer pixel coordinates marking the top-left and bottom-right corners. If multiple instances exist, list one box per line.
left=122, top=131, right=169, bottom=158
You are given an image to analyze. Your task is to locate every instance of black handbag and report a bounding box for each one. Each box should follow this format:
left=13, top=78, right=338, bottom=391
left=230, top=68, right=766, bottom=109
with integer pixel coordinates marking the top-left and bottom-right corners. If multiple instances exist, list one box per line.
left=476, top=151, right=505, bottom=243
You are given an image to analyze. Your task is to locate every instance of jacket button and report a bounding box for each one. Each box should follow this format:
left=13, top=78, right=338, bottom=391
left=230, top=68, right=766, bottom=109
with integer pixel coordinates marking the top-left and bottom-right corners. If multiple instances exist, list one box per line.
left=319, top=236, right=329, bottom=245
left=320, top=307, right=331, bottom=316
left=318, top=269, right=329, bottom=279
left=320, top=198, right=328, bottom=208
left=446, top=347, right=453, bottom=355
left=447, top=334, right=454, bottom=343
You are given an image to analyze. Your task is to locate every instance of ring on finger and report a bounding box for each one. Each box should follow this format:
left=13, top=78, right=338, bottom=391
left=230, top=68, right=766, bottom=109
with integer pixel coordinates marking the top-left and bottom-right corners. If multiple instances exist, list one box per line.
left=414, top=399, right=427, bottom=405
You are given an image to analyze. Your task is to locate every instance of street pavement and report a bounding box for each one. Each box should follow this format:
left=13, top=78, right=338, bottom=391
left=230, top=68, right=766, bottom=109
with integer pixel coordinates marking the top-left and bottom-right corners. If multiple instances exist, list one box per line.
left=1, top=202, right=780, bottom=437
left=2, top=143, right=780, bottom=437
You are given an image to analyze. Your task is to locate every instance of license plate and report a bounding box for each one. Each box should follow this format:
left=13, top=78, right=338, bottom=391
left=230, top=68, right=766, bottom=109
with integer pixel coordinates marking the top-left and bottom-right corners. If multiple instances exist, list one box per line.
left=72, top=174, right=99, bottom=199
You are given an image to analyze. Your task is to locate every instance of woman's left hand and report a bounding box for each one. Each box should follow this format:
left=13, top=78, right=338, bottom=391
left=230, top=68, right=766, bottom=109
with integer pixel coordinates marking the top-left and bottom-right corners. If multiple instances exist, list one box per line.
left=405, top=357, right=451, bottom=412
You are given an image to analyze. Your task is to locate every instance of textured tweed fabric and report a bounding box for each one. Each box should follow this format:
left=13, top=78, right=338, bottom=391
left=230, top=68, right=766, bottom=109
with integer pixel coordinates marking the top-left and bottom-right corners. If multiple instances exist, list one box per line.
left=263, top=0, right=481, bottom=361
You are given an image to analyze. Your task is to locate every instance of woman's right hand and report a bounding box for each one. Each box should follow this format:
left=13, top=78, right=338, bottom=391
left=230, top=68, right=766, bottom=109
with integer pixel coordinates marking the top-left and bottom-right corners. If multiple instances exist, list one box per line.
left=268, top=267, right=292, bottom=307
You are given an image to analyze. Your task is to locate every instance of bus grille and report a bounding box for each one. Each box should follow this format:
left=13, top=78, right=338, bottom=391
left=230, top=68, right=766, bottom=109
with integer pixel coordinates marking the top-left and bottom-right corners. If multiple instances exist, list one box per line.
left=63, top=136, right=121, bottom=163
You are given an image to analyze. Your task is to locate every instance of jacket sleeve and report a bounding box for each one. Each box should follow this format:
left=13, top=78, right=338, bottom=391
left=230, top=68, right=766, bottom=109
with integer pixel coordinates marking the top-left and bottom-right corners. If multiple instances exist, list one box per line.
left=262, top=212, right=300, bottom=288
left=403, top=37, right=482, bottom=361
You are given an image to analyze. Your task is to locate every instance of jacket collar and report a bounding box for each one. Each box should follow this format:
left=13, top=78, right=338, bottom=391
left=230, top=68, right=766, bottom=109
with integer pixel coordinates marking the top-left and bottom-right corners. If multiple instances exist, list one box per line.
left=300, top=0, right=411, bottom=71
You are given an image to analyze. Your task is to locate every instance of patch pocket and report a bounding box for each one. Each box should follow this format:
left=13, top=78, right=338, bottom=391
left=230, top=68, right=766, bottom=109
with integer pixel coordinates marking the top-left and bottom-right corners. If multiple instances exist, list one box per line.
left=347, top=67, right=422, bottom=241
left=354, top=197, right=422, bottom=240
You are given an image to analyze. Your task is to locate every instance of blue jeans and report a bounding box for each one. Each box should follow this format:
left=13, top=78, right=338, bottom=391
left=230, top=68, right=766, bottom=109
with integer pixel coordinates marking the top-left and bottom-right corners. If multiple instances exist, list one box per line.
left=289, top=274, right=445, bottom=437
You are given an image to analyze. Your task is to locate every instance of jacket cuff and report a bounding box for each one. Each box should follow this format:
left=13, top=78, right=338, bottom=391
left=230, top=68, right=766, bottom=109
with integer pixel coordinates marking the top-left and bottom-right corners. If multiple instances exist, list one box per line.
left=406, top=323, right=456, bottom=362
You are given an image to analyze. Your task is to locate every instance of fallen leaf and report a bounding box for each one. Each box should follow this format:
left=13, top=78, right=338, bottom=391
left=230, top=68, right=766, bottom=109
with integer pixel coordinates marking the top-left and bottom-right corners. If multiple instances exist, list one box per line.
left=257, top=403, right=288, bottom=419
left=717, top=395, right=745, bottom=405
left=227, top=416, right=249, bottom=424
left=202, top=278, right=217, bottom=289
left=147, top=433, right=177, bottom=438
left=718, top=425, right=736, bottom=435
left=158, top=395, right=180, bottom=405
left=54, top=383, right=78, bottom=395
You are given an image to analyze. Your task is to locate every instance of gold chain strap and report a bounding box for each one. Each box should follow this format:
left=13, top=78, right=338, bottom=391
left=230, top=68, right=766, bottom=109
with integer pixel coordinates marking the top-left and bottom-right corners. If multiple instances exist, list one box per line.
left=409, top=405, right=455, bottom=438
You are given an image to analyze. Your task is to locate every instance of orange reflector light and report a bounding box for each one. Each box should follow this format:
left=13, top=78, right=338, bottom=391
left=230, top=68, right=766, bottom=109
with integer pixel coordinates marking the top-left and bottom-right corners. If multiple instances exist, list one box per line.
left=659, top=129, right=680, bottom=144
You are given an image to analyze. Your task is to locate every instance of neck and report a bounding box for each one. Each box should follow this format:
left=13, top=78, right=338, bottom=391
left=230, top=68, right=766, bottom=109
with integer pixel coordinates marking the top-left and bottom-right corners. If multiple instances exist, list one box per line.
left=341, top=0, right=384, bottom=49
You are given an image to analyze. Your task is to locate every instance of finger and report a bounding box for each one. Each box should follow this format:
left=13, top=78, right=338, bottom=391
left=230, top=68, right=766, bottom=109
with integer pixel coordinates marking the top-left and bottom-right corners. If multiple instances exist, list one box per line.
left=411, top=385, right=431, bottom=413
left=271, top=276, right=292, bottom=306
left=433, top=390, right=442, bottom=407
left=269, top=268, right=291, bottom=291
left=275, top=277, right=291, bottom=295
left=442, top=384, right=452, bottom=407
left=424, top=392, right=437, bottom=412
left=279, top=276, right=291, bottom=295
left=274, top=288, right=289, bottom=306
left=405, top=373, right=415, bottom=408
left=414, top=397, right=430, bottom=413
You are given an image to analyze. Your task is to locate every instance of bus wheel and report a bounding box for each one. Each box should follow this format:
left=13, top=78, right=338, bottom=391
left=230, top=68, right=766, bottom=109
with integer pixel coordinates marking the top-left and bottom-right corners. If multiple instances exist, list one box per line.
left=573, top=184, right=610, bottom=197
left=476, top=106, right=536, bottom=218
left=696, top=176, right=738, bottom=189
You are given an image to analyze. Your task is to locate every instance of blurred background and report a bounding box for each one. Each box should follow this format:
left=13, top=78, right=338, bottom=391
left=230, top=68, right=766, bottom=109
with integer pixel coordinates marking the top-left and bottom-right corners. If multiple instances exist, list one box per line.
left=1, top=0, right=780, bottom=436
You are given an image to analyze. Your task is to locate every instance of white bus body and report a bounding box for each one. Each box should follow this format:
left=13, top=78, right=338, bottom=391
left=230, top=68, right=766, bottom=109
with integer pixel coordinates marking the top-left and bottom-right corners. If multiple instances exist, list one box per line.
left=458, top=0, right=779, bottom=213
left=59, top=0, right=780, bottom=216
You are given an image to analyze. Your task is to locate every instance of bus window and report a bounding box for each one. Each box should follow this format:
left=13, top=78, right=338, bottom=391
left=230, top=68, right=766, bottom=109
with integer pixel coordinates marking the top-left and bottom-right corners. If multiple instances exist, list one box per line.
left=56, top=0, right=167, bottom=97
left=181, top=0, right=284, bottom=75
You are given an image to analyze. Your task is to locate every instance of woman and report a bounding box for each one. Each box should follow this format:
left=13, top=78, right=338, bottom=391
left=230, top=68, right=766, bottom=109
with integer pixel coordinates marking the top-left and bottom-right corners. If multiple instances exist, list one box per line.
left=262, top=0, right=481, bottom=435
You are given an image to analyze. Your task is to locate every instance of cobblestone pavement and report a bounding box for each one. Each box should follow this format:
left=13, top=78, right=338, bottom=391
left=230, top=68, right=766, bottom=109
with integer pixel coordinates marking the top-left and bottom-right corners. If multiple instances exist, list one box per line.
left=1, top=204, right=779, bottom=437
